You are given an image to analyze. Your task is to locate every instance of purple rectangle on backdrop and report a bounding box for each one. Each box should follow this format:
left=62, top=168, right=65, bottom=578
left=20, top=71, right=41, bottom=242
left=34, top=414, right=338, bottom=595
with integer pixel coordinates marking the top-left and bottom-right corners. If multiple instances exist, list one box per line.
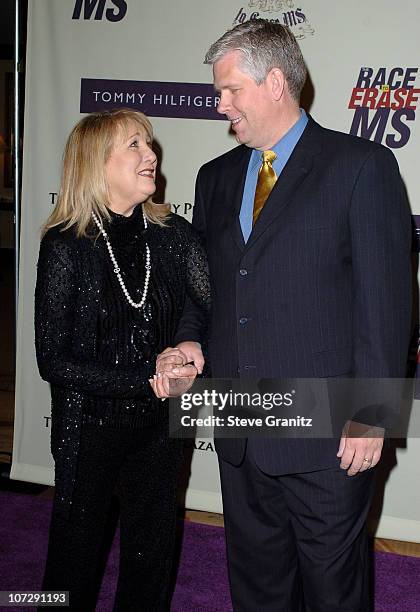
left=80, top=78, right=225, bottom=120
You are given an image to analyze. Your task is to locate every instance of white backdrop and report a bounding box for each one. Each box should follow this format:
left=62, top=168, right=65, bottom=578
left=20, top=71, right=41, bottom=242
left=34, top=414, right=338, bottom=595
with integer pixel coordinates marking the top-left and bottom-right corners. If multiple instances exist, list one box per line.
left=12, top=0, right=420, bottom=541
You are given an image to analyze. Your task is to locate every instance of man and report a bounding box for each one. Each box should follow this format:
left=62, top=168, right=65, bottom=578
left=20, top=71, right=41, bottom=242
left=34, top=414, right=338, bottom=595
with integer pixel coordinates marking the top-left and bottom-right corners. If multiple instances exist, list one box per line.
left=165, top=20, right=411, bottom=611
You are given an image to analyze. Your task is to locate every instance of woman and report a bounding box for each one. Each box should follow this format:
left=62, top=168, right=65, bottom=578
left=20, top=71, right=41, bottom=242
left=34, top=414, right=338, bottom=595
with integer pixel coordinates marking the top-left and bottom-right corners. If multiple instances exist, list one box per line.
left=35, top=108, right=210, bottom=610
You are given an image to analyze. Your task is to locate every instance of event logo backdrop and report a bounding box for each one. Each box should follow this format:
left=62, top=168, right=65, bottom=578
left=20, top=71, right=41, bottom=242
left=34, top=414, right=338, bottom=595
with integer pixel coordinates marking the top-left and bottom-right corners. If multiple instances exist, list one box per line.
left=232, top=1, right=315, bottom=40
left=348, top=67, right=419, bottom=147
left=13, top=0, right=420, bottom=542
left=72, top=0, right=128, bottom=21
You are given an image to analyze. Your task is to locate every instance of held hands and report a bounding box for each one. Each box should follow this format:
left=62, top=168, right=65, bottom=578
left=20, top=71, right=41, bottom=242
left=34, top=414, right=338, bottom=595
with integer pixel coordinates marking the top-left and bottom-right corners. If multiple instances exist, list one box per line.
left=337, top=420, right=385, bottom=476
left=156, top=342, right=204, bottom=374
left=150, top=344, right=204, bottom=399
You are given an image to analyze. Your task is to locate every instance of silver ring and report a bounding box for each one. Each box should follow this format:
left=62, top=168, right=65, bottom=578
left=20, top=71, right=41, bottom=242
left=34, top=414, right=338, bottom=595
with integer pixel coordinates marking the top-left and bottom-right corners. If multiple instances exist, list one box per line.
left=363, top=458, right=370, bottom=463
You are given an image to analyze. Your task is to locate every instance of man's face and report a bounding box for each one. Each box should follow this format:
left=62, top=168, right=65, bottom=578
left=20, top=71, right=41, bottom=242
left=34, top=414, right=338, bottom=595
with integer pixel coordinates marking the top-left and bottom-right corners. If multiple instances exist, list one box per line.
left=213, top=50, right=275, bottom=150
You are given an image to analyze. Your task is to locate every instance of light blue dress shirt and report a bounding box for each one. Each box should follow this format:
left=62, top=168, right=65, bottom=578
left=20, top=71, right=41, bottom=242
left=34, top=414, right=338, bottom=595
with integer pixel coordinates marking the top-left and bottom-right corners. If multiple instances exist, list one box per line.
left=239, top=109, right=309, bottom=242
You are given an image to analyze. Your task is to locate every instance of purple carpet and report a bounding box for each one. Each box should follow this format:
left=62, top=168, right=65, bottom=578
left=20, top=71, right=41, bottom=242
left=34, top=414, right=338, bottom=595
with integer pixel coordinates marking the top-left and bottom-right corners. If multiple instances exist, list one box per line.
left=0, top=491, right=418, bottom=611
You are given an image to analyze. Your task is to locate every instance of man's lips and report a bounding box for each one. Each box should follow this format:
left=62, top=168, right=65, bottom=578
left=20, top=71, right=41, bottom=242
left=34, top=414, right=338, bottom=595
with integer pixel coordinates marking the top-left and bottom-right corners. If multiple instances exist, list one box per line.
left=228, top=116, right=242, bottom=125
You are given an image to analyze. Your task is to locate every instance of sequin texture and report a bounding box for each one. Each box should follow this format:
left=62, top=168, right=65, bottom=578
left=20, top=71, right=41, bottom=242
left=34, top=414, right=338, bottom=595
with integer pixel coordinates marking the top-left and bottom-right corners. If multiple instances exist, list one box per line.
left=35, top=207, right=210, bottom=512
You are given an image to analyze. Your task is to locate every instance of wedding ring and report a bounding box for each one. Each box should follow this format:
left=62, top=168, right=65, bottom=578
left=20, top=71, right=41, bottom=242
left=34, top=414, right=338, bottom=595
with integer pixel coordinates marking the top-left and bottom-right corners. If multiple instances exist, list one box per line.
left=363, top=458, right=370, bottom=463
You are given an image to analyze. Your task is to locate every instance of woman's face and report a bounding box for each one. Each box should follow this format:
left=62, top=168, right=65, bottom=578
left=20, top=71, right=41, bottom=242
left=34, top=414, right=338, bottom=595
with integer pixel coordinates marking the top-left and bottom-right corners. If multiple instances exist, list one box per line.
left=105, top=121, right=157, bottom=216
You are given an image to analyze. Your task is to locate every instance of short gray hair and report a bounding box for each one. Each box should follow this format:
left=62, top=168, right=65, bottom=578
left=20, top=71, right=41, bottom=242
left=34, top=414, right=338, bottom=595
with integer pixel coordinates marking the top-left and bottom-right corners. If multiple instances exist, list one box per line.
left=205, top=20, right=307, bottom=102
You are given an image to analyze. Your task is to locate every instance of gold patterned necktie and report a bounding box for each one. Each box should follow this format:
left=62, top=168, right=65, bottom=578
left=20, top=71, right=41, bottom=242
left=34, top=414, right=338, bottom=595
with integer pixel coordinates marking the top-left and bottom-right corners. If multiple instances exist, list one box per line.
left=252, top=150, right=277, bottom=225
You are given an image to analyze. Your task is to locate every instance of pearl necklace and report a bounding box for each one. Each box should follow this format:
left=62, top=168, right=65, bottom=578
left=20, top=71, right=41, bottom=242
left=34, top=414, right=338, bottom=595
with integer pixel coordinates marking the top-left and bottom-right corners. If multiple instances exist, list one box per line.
left=91, top=209, right=151, bottom=309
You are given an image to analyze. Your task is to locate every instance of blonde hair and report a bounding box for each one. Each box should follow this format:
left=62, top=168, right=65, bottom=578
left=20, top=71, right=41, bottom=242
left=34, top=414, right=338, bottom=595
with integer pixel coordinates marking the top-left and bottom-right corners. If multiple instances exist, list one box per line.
left=43, top=108, right=169, bottom=237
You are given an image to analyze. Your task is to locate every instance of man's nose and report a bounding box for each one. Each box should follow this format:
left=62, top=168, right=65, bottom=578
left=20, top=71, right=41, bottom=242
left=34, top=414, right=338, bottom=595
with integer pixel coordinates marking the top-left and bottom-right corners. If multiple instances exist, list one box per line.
left=217, top=92, right=230, bottom=115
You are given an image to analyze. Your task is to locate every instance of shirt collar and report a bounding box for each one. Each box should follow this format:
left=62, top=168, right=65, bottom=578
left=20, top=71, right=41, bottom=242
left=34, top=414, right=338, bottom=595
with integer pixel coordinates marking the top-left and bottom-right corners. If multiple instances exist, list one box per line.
left=251, top=108, right=308, bottom=167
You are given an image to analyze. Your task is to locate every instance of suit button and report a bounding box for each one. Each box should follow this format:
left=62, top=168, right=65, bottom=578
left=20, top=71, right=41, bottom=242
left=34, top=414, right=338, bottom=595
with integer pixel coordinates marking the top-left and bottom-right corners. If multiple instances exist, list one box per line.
left=239, top=317, right=248, bottom=325
left=239, top=268, right=248, bottom=276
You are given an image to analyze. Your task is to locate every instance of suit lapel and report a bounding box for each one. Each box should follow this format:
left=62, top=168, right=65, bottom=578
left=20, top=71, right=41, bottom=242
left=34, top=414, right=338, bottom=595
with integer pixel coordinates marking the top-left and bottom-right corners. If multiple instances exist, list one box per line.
left=225, top=146, right=251, bottom=252
left=246, top=118, right=322, bottom=250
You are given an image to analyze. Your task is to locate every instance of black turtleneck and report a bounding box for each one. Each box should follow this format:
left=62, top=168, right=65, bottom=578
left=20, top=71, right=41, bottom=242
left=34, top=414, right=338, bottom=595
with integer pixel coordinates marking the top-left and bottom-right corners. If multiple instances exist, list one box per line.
left=35, top=207, right=210, bottom=428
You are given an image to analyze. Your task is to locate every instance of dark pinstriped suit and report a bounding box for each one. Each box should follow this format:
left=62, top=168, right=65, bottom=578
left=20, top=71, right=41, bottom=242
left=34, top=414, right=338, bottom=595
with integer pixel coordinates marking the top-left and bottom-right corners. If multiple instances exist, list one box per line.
left=177, top=117, right=412, bottom=610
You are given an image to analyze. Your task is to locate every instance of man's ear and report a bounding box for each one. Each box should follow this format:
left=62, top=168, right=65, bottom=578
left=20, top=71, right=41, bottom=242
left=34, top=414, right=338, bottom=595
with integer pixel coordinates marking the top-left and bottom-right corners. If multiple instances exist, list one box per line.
left=269, top=68, right=286, bottom=101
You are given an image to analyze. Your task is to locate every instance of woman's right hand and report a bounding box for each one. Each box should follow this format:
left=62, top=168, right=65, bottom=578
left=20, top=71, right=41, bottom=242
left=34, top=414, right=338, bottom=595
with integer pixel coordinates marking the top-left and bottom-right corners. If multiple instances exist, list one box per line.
left=149, top=362, right=198, bottom=399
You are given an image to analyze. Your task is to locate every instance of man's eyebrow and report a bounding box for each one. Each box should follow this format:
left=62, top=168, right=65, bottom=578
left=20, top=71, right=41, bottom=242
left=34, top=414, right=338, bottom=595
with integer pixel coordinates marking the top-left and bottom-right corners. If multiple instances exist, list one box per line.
left=215, top=82, right=242, bottom=90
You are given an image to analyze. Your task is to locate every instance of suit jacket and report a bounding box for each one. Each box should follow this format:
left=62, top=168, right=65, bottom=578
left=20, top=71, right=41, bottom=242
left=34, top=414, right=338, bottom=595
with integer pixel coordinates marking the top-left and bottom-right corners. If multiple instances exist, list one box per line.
left=175, top=117, right=412, bottom=474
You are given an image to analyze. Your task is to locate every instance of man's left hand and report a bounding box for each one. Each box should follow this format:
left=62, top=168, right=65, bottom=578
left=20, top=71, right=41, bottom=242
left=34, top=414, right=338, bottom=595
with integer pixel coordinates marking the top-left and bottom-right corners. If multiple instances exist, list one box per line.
left=337, top=420, right=385, bottom=476
left=156, top=342, right=204, bottom=374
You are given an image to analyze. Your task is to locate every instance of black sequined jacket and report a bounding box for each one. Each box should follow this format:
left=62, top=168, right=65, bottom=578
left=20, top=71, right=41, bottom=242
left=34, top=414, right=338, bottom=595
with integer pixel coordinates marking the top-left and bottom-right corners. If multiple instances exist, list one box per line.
left=35, top=206, right=210, bottom=512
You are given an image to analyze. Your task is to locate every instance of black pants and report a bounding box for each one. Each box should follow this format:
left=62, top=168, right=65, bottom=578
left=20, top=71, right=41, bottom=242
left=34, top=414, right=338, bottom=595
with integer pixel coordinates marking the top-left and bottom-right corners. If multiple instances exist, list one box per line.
left=219, top=442, right=375, bottom=612
left=42, top=423, right=183, bottom=611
